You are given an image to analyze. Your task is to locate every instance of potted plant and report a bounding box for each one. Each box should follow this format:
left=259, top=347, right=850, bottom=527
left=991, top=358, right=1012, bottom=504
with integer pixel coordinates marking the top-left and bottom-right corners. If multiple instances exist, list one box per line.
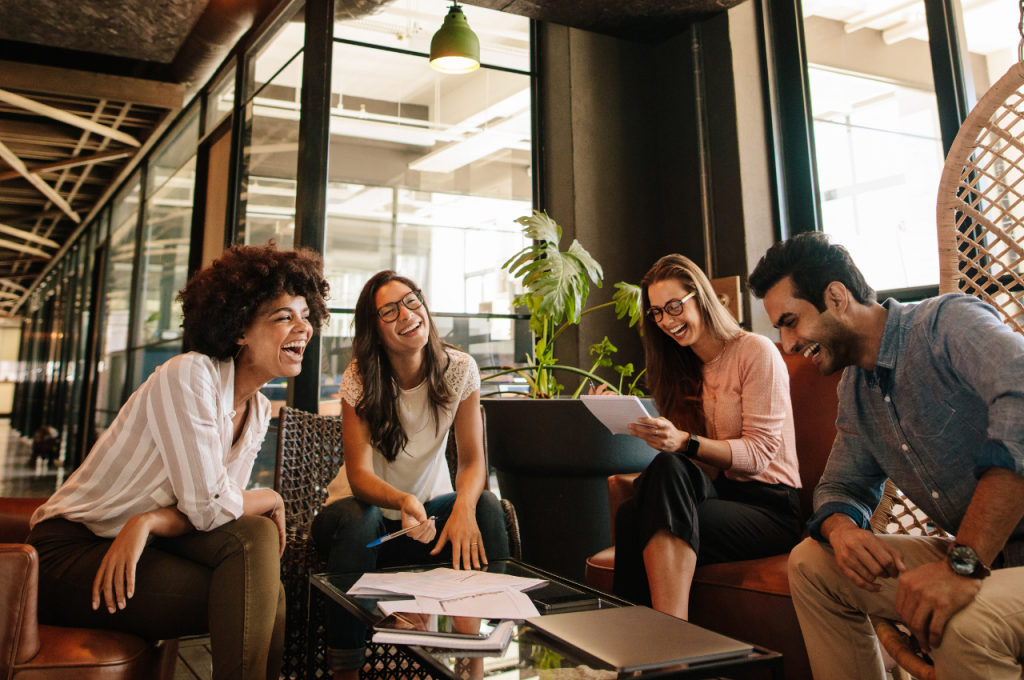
left=482, top=210, right=644, bottom=398
left=480, top=211, right=662, bottom=581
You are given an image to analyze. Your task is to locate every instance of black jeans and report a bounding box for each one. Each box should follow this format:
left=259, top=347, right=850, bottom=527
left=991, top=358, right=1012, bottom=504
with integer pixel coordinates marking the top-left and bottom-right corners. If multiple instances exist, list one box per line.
left=310, top=491, right=509, bottom=671
left=613, top=450, right=802, bottom=607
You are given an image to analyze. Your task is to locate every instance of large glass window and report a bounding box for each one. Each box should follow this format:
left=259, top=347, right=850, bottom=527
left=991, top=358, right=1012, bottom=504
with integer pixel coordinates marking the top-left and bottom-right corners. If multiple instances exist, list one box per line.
left=239, top=6, right=305, bottom=248
left=316, top=1, right=532, bottom=413
left=130, top=111, right=200, bottom=390
left=802, top=0, right=946, bottom=291
left=94, top=176, right=140, bottom=436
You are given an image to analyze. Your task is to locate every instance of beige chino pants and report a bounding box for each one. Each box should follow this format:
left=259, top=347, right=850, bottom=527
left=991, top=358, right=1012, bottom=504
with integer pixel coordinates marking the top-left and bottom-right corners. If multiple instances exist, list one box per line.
left=788, top=535, right=1024, bottom=680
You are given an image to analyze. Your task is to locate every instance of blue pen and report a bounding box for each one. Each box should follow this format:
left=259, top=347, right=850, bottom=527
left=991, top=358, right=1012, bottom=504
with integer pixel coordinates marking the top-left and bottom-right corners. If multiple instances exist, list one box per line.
left=366, top=516, right=437, bottom=548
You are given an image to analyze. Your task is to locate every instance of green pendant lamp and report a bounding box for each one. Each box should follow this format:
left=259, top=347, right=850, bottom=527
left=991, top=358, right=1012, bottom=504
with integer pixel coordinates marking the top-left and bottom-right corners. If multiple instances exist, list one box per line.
left=429, top=2, right=481, bottom=74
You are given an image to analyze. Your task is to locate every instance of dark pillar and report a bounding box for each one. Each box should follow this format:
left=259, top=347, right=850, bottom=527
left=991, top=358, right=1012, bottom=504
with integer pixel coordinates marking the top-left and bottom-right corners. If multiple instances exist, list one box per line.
left=761, top=0, right=822, bottom=236
left=924, top=0, right=976, bottom=157
left=290, top=0, right=334, bottom=414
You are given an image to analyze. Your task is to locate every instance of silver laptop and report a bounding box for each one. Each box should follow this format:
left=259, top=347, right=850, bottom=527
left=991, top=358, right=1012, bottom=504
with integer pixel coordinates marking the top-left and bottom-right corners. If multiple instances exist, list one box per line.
left=527, top=606, right=755, bottom=673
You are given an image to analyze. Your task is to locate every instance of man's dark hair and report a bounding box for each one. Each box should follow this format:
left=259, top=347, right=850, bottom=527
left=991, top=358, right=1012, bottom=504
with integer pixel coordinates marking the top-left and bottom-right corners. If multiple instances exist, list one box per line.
left=177, top=241, right=330, bottom=359
left=748, top=232, right=876, bottom=311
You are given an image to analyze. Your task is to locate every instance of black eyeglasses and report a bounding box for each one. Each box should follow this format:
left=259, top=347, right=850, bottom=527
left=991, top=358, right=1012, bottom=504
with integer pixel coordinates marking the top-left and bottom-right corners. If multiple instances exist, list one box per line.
left=377, top=291, right=424, bottom=322
left=645, top=292, right=696, bottom=323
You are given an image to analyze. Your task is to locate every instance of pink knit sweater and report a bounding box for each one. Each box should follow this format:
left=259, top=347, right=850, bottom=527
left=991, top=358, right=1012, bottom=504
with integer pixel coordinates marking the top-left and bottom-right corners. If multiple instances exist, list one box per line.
left=700, top=332, right=801, bottom=488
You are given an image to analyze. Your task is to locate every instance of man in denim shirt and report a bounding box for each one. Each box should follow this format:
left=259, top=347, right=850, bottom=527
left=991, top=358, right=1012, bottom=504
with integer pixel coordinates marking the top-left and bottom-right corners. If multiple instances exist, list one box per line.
left=750, top=233, right=1024, bottom=680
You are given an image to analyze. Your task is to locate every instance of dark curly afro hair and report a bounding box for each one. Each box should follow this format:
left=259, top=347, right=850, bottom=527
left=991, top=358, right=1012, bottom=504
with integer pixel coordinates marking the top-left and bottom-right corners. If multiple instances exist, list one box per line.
left=177, top=242, right=330, bottom=360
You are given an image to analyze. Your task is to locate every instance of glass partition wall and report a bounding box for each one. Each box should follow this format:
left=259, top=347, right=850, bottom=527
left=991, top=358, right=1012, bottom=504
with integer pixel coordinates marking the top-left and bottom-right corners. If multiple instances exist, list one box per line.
left=232, top=0, right=534, bottom=416
left=800, top=0, right=1010, bottom=297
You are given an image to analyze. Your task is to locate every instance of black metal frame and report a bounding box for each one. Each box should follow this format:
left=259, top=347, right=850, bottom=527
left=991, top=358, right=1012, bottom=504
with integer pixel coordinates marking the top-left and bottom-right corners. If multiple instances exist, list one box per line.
left=760, top=0, right=822, bottom=237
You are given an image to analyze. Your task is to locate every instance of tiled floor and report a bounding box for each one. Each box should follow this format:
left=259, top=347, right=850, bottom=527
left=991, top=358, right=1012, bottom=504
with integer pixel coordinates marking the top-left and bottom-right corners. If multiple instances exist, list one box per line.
left=175, top=636, right=214, bottom=680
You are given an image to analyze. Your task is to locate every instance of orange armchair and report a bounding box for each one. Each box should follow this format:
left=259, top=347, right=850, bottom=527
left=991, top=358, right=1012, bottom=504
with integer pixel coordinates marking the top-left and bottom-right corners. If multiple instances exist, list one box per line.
left=585, top=346, right=842, bottom=680
left=0, top=498, right=178, bottom=680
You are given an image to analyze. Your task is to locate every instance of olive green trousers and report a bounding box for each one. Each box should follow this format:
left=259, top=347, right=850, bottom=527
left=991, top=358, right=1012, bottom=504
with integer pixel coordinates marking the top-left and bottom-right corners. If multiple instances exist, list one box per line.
left=28, top=515, right=285, bottom=680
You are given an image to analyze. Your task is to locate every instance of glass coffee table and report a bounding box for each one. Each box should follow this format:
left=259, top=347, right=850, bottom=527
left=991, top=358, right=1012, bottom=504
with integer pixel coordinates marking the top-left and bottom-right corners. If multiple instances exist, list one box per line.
left=309, top=559, right=783, bottom=680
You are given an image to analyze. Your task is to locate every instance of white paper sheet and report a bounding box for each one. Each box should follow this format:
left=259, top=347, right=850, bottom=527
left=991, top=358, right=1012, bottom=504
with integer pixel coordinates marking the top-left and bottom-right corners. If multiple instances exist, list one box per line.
left=415, top=589, right=540, bottom=619
left=348, top=568, right=546, bottom=600
left=580, top=395, right=654, bottom=435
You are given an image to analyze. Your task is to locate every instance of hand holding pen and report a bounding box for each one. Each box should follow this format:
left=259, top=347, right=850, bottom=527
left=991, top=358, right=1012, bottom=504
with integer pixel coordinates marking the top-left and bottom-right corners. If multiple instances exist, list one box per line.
left=367, top=516, right=438, bottom=548
left=397, top=495, right=437, bottom=544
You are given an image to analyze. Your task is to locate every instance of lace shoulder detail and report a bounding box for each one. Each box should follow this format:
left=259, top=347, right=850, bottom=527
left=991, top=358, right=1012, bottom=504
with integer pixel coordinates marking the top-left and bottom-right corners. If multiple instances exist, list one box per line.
left=339, top=362, right=363, bottom=407
left=444, top=349, right=480, bottom=402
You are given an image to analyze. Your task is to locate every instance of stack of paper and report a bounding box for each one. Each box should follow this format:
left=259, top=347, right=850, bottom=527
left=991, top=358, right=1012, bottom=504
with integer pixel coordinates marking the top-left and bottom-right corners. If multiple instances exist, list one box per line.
left=371, top=619, right=515, bottom=651
left=349, top=568, right=546, bottom=619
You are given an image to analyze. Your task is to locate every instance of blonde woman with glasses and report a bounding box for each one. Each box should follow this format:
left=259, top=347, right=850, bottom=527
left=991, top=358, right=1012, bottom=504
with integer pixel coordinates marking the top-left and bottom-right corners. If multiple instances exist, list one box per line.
left=311, top=270, right=508, bottom=680
left=606, top=254, right=803, bottom=620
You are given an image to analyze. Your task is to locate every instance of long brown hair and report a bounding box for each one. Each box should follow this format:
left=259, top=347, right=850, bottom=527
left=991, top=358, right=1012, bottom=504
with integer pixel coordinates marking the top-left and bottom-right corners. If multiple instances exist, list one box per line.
left=351, top=271, right=454, bottom=463
left=640, top=255, right=743, bottom=436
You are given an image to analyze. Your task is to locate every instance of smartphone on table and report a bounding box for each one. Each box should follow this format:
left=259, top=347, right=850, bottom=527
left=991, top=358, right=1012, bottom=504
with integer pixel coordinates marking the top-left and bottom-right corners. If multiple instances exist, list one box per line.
left=373, top=614, right=488, bottom=639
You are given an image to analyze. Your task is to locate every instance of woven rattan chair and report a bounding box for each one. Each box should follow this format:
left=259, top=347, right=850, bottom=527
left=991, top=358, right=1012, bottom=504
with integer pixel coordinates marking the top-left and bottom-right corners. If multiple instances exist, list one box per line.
left=866, top=480, right=952, bottom=680
left=937, top=61, right=1024, bottom=333
left=273, top=405, right=522, bottom=679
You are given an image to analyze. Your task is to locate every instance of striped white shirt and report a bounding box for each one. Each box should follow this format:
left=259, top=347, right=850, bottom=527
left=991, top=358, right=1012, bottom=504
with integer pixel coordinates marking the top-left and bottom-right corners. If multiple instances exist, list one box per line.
left=31, top=352, right=271, bottom=538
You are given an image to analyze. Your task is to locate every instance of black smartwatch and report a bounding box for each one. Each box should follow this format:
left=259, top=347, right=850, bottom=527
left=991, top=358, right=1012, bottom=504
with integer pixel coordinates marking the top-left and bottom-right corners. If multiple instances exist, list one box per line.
left=682, top=435, right=701, bottom=459
left=948, top=543, right=992, bottom=580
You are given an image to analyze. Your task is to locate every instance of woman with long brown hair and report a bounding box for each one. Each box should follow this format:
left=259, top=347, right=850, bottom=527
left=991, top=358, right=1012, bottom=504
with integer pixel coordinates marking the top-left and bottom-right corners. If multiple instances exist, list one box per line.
left=311, top=270, right=508, bottom=679
left=610, top=254, right=802, bottom=619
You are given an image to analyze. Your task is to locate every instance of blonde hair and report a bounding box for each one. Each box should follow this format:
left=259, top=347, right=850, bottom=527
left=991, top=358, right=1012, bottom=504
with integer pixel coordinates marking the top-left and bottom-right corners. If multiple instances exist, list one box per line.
left=640, top=254, right=743, bottom=436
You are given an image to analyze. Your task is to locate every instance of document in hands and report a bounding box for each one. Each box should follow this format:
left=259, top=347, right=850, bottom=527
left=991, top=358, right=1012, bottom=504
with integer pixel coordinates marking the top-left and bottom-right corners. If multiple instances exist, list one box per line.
left=349, top=568, right=546, bottom=619
left=580, top=395, right=654, bottom=435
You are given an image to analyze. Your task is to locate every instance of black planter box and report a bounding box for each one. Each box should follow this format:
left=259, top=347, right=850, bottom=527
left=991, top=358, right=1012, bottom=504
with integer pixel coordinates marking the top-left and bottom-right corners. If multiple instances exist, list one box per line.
left=482, top=398, right=660, bottom=582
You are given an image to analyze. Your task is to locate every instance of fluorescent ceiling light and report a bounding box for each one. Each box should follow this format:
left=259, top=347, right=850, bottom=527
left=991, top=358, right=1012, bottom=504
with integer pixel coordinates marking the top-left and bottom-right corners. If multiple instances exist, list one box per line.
left=329, top=116, right=437, bottom=147
left=409, top=110, right=530, bottom=173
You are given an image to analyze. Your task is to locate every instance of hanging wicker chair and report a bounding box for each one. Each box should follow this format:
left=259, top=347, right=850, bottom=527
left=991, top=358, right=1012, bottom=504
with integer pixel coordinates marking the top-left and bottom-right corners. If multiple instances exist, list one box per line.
left=873, top=58, right=1024, bottom=680
left=937, top=61, right=1024, bottom=332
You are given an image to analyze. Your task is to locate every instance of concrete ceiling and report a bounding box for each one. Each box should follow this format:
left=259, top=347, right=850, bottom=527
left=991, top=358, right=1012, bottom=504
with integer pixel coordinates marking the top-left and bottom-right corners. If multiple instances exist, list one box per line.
left=0, top=0, right=210, bottom=64
left=465, top=0, right=740, bottom=42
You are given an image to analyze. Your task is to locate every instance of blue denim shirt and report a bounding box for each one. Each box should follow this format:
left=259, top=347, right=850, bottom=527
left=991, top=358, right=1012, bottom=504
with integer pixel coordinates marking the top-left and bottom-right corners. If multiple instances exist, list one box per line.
left=808, top=294, right=1024, bottom=566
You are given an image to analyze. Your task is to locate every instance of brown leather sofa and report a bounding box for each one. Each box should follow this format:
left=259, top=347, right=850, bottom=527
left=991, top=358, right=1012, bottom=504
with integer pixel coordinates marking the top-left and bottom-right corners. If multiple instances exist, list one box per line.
left=0, top=498, right=178, bottom=680
left=585, top=346, right=842, bottom=680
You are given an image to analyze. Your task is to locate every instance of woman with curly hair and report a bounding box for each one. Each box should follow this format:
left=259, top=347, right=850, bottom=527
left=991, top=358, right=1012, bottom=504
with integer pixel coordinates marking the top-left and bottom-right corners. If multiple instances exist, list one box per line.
left=27, top=242, right=330, bottom=680
left=311, top=271, right=508, bottom=680
left=608, top=254, right=802, bottom=620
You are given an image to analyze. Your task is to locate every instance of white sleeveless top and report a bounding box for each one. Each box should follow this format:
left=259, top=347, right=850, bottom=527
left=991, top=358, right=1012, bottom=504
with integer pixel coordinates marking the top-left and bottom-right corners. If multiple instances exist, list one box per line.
left=324, top=348, right=480, bottom=519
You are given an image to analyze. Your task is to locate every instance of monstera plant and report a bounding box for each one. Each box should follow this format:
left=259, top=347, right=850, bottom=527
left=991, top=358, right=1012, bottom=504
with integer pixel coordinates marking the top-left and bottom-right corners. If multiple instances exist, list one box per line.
left=482, top=211, right=644, bottom=398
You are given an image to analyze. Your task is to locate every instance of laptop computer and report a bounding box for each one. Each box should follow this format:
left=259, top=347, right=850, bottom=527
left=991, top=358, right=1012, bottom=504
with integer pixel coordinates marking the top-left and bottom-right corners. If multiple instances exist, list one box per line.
left=526, top=606, right=755, bottom=673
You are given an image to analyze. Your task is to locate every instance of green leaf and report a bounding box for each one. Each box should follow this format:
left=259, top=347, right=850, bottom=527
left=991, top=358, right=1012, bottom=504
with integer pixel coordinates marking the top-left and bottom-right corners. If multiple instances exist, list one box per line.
left=514, top=211, right=561, bottom=245
left=613, top=282, right=643, bottom=329
left=566, top=240, right=603, bottom=288
left=588, top=336, right=618, bottom=357
left=614, top=363, right=635, bottom=377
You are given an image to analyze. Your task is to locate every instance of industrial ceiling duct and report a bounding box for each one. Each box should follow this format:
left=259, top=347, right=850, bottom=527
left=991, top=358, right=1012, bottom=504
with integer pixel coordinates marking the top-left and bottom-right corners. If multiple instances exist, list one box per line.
left=335, top=0, right=395, bottom=22
left=167, top=0, right=266, bottom=96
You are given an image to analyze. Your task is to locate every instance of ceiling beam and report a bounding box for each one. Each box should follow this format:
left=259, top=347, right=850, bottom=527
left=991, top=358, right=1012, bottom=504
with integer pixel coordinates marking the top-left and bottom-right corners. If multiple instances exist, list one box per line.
left=0, top=140, right=80, bottom=222
left=0, top=238, right=49, bottom=258
left=0, top=149, right=134, bottom=182
left=0, top=88, right=140, bottom=147
left=0, top=61, right=185, bottom=110
left=0, top=223, right=59, bottom=248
